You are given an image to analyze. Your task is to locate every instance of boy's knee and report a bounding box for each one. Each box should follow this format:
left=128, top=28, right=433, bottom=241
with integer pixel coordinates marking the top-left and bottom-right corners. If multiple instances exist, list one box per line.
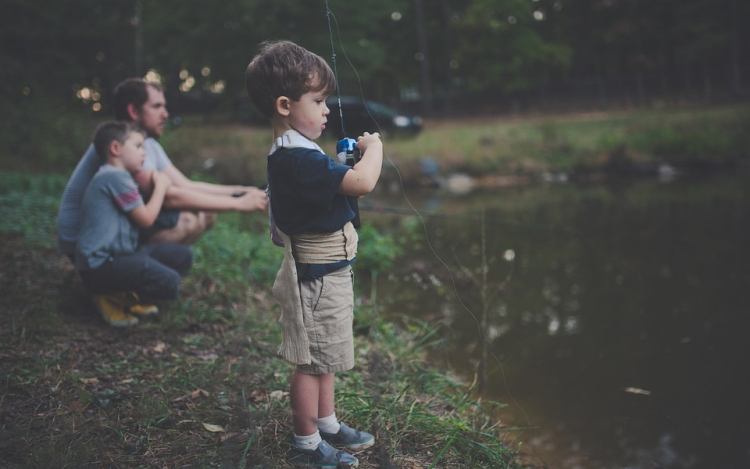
left=162, top=270, right=183, bottom=300
left=140, top=266, right=182, bottom=300
left=175, top=246, right=193, bottom=276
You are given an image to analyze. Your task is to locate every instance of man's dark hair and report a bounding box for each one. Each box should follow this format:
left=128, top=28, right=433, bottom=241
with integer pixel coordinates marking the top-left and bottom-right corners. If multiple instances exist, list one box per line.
left=113, top=78, right=163, bottom=121
left=93, top=121, right=146, bottom=163
left=245, top=40, right=336, bottom=118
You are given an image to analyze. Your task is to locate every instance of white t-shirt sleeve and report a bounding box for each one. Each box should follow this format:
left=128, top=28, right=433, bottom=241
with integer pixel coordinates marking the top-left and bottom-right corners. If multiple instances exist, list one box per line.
left=142, top=137, right=173, bottom=171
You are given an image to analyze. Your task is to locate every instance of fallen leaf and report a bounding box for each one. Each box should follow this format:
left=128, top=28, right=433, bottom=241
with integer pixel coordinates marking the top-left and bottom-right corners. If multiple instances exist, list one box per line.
left=173, top=388, right=209, bottom=402
left=153, top=342, right=166, bottom=353
left=198, top=352, right=219, bottom=361
left=202, top=423, right=226, bottom=433
left=269, top=390, right=289, bottom=400
left=79, top=377, right=99, bottom=385
left=624, top=387, right=651, bottom=396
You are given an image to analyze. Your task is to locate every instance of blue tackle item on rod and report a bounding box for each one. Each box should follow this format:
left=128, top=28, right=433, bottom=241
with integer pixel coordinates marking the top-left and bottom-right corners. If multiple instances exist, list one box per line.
left=337, top=138, right=361, bottom=228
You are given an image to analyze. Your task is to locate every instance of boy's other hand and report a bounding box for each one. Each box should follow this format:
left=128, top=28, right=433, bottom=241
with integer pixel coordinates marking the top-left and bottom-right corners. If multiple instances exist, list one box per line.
left=152, top=170, right=171, bottom=191
left=356, top=132, right=382, bottom=155
left=235, top=187, right=268, bottom=212
left=134, top=169, right=155, bottom=198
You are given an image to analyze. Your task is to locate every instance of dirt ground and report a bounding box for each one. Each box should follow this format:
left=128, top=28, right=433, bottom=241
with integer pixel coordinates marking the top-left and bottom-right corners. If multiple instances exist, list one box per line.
left=0, top=237, right=483, bottom=469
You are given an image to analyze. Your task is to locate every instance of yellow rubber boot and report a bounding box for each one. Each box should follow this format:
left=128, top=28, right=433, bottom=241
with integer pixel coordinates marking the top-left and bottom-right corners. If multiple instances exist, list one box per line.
left=126, top=292, right=159, bottom=316
left=93, top=293, right=138, bottom=327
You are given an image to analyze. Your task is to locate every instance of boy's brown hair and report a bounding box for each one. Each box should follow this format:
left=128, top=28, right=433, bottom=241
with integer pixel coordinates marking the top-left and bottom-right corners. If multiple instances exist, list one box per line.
left=245, top=40, right=336, bottom=118
left=93, top=121, right=146, bottom=163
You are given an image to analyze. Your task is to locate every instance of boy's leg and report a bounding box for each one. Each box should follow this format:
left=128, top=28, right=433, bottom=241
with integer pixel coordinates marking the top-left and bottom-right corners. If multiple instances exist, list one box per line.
left=140, top=242, right=193, bottom=277
left=289, top=371, right=335, bottom=434
left=315, top=372, right=374, bottom=451
left=84, top=248, right=186, bottom=301
left=291, top=370, right=323, bottom=436
left=80, top=259, right=142, bottom=327
left=318, top=373, right=335, bottom=421
left=288, top=371, right=359, bottom=467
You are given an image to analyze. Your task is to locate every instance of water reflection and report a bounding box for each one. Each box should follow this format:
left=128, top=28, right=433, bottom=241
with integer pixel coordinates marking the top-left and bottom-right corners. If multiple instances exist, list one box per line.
left=363, top=174, right=750, bottom=469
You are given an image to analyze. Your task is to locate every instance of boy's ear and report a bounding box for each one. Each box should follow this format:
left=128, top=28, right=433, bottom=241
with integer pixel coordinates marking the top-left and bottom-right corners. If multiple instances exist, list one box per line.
left=109, top=140, right=121, bottom=158
left=275, top=96, right=291, bottom=116
left=126, top=102, right=140, bottom=122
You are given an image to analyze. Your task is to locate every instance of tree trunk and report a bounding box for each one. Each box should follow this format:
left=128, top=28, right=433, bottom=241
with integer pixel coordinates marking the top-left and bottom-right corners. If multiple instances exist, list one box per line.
left=441, top=0, right=453, bottom=116
left=414, top=0, right=433, bottom=116
left=730, top=0, right=742, bottom=94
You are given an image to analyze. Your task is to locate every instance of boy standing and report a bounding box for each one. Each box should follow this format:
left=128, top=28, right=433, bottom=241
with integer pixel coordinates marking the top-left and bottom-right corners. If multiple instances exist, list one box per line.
left=75, top=121, right=193, bottom=326
left=246, top=41, right=382, bottom=468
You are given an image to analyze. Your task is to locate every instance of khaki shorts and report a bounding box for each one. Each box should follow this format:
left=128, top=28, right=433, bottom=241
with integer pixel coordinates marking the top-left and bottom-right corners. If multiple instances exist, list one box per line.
left=296, top=266, right=355, bottom=375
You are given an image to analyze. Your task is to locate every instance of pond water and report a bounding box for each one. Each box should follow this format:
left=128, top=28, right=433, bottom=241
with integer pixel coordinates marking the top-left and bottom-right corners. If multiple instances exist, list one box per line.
left=362, top=172, right=750, bottom=469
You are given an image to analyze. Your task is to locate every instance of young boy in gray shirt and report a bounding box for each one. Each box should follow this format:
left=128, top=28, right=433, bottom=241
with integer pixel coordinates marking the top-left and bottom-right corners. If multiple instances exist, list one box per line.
left=75, top=121, right=192, bottom=326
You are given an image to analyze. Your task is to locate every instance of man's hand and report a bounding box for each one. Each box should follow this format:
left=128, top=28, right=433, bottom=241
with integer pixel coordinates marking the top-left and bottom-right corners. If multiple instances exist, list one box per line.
left=234, top=186, right=268, bottom=212
left=151, top=170, right=171, bottom=192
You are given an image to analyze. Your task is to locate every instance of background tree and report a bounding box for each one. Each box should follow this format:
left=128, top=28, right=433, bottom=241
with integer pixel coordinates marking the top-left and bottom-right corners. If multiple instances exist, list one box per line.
left=1, top=0, right=746, bottom=166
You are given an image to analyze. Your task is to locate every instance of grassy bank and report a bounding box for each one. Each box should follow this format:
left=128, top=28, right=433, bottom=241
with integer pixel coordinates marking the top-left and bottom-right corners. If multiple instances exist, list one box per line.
left=0, top=173, right=523, bottom=468
left=159, top=105, right=750, bottom=187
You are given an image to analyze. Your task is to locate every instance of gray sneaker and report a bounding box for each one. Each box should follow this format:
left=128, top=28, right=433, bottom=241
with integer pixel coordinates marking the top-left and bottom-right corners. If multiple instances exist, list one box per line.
left=287, top=440, right=359, bottom=468
left=320, top=422, right=375, bottom=451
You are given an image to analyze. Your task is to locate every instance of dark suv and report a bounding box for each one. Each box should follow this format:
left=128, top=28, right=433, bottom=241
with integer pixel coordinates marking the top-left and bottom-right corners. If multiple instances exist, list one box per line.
left=324, top=96, right=422, bottom=140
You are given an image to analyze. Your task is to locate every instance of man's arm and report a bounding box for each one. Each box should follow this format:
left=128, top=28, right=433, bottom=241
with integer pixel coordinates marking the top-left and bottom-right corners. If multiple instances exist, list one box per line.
left=161, top=165, right=251, bottom=196
left=163, top=184, right=267, bottom=212
left=134, top=169, right=267, bottom=212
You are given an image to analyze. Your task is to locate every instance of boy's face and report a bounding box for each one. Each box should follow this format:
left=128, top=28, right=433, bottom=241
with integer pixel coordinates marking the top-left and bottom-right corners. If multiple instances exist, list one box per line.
left=135, top=86, right=169, bottom=139
left=288, top=89, right=330, bottom=140
left=118, top=132, right=147, bottom=174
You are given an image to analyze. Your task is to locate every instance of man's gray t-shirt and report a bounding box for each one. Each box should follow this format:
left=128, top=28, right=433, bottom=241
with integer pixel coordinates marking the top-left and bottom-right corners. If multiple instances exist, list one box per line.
left=74, top=165, right=144, bottom=271
left=56, top=138, right=171, bottom=256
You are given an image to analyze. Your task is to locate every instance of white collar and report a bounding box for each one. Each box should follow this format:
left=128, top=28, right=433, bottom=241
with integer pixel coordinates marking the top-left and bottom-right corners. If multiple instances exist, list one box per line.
left=269, top=129, right=323, bottom=155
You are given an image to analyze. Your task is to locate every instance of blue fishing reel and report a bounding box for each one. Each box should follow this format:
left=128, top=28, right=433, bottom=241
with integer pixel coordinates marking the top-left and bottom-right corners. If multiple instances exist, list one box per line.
left=336, top=138, right=362, bottom=228
left=336, top=138, right=361, bottom=167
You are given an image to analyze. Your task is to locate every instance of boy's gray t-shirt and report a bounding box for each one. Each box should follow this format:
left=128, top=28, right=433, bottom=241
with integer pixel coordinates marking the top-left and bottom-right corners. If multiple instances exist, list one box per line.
left=56, top=138, right=171, bottom=256
left=74, top=165, right=144, bottom=271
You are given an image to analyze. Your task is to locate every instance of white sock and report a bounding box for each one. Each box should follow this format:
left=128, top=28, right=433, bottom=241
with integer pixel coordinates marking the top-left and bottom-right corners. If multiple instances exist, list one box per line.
left=293, top=430, right=322, bottom=450
left=318, top=412, right=341, bottom=434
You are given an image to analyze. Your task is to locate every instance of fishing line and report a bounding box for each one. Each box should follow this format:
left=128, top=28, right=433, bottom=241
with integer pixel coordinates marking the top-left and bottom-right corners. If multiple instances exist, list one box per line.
left=324, top=3, right=531, bottom=429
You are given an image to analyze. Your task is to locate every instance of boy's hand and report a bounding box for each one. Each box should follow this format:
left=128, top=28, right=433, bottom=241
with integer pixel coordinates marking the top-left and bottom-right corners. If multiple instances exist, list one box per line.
left=151, top=170, right=171, bottom=191
left=356, top=132, right=382, bottom=155
left=134, top=169, right=155, bottom=198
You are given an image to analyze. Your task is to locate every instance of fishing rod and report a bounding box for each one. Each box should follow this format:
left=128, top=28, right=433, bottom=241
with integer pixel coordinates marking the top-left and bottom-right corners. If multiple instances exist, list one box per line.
left=322, top=0, right=531, bottom=428
left=325, top=0, right=347, bottom=140
left=325, top=0, right=361, bottom=227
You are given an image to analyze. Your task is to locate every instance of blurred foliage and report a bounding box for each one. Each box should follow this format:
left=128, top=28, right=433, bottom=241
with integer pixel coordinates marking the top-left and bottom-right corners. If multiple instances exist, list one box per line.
left=190, top=213, right=283, bottom=288
left=3, top=0, right=745, bottom=108
left=1, top=0, right=747, bottom=166
left=0, top=173, right=68, bottom=248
